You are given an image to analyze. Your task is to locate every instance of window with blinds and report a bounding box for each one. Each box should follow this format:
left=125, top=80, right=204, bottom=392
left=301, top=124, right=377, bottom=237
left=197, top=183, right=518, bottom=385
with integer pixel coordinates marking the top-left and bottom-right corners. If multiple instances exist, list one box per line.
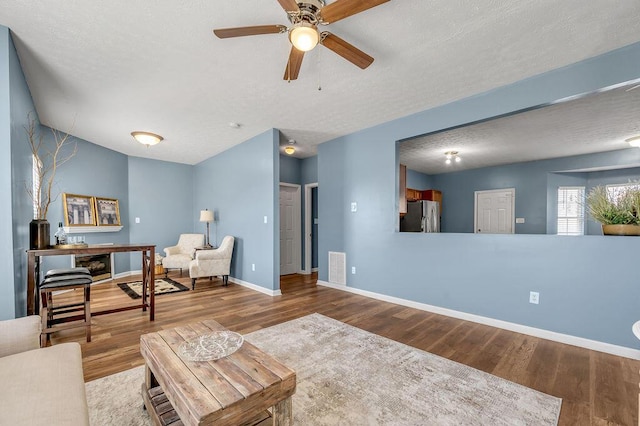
left=606, top=183, right=640, bottom=200
left=557, top=186, right=585, bottom=235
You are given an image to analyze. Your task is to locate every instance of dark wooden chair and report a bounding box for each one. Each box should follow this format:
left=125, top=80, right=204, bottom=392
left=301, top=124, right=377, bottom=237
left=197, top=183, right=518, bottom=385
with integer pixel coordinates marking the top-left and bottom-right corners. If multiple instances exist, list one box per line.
left=39, top=267, right=92, bottom=346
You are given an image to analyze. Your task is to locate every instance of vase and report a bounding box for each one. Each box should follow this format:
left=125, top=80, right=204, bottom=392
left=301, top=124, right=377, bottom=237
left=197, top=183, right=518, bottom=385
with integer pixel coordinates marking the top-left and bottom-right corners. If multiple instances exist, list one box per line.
left=601, top=224, right=640, bottom=236
left=29, top=219, right=50, bottom=249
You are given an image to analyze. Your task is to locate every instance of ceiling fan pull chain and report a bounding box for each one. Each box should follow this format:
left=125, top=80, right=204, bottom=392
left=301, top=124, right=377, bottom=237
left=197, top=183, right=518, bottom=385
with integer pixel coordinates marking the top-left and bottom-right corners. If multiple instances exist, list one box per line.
left=317, top=49, right=322, bottom=91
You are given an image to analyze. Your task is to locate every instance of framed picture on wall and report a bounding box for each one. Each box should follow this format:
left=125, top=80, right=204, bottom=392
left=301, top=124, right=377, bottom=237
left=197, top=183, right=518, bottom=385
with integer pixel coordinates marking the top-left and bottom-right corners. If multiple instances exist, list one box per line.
left=63, top=193, right=97, bottom=226
left=95, top=197, right=121, bottom=226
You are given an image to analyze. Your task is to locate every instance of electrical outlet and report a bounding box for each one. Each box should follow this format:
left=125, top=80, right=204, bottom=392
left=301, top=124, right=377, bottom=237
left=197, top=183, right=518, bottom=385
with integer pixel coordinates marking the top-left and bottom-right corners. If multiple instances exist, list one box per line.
left=251, top=263, right=255, bottom=271
left=263, top=216, right=268, bottom=224
left=529, top=291, right=539, bottom=304
left=351, top=266, right=356, bottom=274
left=135, top=217, right=140, bottom=223
left=351, top=202, right=357, bottom=212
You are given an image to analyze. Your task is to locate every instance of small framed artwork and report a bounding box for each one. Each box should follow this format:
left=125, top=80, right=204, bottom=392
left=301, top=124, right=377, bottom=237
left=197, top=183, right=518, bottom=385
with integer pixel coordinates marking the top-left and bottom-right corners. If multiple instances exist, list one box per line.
left=63, top=193, right=97, bottom=226
left=95, top=197, right=121, bottom=226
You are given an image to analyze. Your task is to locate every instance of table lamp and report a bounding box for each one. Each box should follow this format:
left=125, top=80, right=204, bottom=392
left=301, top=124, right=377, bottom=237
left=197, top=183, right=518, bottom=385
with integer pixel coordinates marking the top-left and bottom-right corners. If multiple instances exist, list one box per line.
left=199, top=209, right=214, bottom=248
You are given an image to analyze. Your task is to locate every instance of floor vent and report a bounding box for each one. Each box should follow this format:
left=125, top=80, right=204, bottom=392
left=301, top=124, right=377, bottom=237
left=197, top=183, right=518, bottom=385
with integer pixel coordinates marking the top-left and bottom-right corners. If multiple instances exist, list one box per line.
left=328, top=251, right=346, bottom=286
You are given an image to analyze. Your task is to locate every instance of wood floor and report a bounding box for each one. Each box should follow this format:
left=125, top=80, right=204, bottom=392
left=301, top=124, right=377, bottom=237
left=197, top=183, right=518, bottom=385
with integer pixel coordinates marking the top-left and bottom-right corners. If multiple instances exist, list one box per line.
left=50, top=272, right=638, bottom=425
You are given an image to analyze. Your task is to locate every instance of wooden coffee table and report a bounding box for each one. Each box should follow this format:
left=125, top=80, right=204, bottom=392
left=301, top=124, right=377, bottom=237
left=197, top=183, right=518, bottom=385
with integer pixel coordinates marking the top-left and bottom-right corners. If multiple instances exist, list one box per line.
left=140, top=320, right=296, bottom=425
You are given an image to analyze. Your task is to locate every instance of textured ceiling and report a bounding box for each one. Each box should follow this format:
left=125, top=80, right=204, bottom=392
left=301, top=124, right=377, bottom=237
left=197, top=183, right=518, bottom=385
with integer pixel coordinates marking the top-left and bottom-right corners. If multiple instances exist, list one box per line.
left=1, top=1, right=640, bottom=164
left=400, top=83, right=640, bottom=174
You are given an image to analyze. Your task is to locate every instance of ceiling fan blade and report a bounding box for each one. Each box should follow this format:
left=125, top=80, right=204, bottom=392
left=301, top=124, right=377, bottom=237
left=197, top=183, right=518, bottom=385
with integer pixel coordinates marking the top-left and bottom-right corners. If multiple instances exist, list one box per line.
left=284, top=47, right=305, bottom=81
left=277, top=0, right=300, bottom=13
left=213, top=25, right=286, bottom=39
left=320, top=0, right=390, bottom=24
left=321, top=32, right=374, bottom=69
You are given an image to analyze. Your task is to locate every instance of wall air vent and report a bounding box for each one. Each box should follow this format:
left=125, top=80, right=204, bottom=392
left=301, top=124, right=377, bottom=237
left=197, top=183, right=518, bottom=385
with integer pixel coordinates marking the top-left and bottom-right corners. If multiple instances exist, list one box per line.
left=328, top=251, right=346, bottom=286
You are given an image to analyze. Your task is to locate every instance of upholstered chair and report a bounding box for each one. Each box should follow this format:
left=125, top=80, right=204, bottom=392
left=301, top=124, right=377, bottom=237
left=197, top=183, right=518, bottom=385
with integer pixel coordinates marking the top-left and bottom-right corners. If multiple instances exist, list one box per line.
left=188, top=236, right=235, bottom=289
left=162, top=234, right=205, bottom=276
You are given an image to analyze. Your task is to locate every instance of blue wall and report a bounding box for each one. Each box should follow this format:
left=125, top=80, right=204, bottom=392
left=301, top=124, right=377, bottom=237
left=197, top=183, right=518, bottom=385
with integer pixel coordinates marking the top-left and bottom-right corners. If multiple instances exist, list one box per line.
left=406, top=169, right=432, bottom=190
left=37, top=137, right=132, bottom=274
left=128, top=156, right=194, bottom=268
left=318, top=41, right=640, bottom=349
left=1, top=27, right=15, bottom=319
left=194, top=130, right=279, bottom=290
left=5, top=26, right=39, bottom=318
left=279, top=154, right=301, bottom=184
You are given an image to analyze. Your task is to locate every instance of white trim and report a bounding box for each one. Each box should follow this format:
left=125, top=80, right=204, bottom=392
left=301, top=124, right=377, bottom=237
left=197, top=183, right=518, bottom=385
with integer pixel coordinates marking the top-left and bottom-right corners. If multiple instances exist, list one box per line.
left=312, top=267, right=318, bottom=272
left=229, top=277, right=282, bottom=296
left=279, top=183, right=302, bottom=275
left=64, top=226, right=123, bottom=233
left=317, top=280, right=640, bottom=360
left=304, top=183, right=318, bottom=274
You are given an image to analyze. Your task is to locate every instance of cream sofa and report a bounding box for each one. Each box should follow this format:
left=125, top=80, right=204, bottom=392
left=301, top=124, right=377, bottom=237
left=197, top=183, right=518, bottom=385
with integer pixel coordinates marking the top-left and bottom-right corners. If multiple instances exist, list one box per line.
left=0, top=316, right=89, bottom=425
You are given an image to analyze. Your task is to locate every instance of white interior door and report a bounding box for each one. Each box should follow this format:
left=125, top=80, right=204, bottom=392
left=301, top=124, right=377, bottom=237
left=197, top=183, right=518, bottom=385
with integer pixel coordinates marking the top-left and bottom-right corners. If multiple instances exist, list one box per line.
left=474, top=188, right=515, bottom=234
left=280, top=184, right=301, bottom=275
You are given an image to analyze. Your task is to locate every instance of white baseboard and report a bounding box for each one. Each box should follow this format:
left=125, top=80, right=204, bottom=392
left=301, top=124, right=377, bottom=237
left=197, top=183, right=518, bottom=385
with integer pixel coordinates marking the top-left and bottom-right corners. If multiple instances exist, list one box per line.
left=229, top=277, right=282, bottom=297
left=312, top=267, right=318, bottom=272
left=317, top=280, right=640, bottom=360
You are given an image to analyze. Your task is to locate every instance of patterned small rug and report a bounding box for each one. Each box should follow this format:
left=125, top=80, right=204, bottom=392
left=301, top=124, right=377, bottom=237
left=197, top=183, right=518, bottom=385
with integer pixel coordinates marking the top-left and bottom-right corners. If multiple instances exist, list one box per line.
left=117, top=278, right=189, bottom=299
left=86, top=313, right=561, bottom=425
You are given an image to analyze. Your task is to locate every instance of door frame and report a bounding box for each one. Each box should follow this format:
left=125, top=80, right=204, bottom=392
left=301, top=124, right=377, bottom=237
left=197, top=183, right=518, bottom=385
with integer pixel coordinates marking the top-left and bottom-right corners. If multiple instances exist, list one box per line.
left=473, top=188, right=515, bottom=234
left=279, top=183, right=302, bottom=275
left=303, top=183, right=318, bottom=275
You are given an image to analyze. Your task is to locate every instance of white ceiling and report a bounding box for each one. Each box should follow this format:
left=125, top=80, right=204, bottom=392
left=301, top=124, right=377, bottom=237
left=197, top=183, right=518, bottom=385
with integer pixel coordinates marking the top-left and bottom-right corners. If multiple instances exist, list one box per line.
left=1, top=1, right=640, bottom=164
left=400, top=82, right=640, bottom=175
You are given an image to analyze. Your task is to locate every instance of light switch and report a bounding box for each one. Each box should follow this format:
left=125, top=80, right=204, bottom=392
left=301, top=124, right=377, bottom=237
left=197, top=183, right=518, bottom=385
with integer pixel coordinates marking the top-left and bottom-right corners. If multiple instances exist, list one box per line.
left=135, top=217, right=140, bottom=223
left=351, top=202, right=357, bottom=212
left=516, top=218, right=525, bottom=224
left=264, top=216, right=268, bottom=224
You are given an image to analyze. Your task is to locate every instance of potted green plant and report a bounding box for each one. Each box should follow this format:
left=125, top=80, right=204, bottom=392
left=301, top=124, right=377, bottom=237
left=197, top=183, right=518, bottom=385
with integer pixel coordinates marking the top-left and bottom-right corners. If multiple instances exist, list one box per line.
left=586, top=184, right=640, bottom=235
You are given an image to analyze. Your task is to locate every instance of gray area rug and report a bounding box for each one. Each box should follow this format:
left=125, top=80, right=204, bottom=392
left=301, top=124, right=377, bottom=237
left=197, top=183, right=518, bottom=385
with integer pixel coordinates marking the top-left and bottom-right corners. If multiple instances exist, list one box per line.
left=86, top=313, right=561, bottom=425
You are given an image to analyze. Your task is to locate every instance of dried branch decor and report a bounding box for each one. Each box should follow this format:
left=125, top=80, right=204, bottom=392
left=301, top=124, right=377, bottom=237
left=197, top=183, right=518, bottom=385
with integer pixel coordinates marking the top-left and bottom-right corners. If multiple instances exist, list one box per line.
left=25, top=113, right=77, bottom=220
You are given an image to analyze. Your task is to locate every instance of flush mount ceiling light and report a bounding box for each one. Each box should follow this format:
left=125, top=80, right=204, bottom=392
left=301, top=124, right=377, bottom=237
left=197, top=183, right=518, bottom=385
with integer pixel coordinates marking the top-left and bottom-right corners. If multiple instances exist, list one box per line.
left=444, top=151, right=461, bottom=165
left=626, top=136, right=640, bottom=148
left=289, top=22, right=319, bottom=52
left=285, top=139, right=296, bottom=155
left=131, top=131, right=163, bottom=147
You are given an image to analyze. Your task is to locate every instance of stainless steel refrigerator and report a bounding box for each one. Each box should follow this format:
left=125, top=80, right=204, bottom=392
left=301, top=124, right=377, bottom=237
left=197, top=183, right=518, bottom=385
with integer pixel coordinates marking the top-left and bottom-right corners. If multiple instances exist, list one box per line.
left=400, top=200, right=440, bottom=232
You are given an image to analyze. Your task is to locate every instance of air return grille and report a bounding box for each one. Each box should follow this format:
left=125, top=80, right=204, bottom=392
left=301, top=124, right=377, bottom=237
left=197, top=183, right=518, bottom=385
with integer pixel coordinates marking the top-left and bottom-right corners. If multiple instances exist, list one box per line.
left=328, top=251, right=346, bottom=285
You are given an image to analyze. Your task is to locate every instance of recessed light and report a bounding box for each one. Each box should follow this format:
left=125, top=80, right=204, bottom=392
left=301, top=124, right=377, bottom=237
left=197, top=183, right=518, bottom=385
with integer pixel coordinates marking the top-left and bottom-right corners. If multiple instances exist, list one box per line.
left=229, top=122, right=241, bottom=129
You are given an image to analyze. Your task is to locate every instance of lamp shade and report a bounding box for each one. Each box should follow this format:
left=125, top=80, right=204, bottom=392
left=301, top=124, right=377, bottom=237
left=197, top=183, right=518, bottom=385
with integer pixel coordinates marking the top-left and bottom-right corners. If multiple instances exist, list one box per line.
left=199, top=209, right=214, bottom=222
left=289, top=22, right=319, bottom=52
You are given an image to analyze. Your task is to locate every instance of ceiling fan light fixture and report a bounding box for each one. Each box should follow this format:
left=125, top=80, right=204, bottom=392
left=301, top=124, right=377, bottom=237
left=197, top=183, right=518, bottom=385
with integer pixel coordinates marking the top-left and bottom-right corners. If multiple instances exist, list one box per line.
left=626, top=136, right=640, bottom=148
left=289, top=22, right=319, bottom=52
left=131, top=131, right=163, bottom=147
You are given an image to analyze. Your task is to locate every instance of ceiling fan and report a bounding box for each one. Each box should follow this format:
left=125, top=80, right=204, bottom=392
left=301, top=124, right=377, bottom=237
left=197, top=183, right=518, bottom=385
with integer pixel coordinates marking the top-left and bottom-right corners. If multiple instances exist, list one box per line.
left=213, top=0, right=390, bottom=81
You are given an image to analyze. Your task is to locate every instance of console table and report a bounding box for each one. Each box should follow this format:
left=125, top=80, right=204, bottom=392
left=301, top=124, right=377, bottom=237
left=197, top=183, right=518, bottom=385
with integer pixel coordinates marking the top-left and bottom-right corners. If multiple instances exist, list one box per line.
left=26, top=243, right=156, bottom=320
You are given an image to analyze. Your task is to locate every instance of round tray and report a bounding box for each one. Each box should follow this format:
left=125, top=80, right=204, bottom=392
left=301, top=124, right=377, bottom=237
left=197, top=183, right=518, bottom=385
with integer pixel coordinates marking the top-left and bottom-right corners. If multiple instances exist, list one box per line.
left=177, top=331, right=244, bottom=361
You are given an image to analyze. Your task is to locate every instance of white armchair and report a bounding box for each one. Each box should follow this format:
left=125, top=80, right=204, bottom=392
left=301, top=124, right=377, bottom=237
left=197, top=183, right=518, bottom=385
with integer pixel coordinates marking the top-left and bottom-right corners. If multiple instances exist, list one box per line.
left=189, top=236, right=235, bottom=289
left=162, top=233, right=205, bottom=276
